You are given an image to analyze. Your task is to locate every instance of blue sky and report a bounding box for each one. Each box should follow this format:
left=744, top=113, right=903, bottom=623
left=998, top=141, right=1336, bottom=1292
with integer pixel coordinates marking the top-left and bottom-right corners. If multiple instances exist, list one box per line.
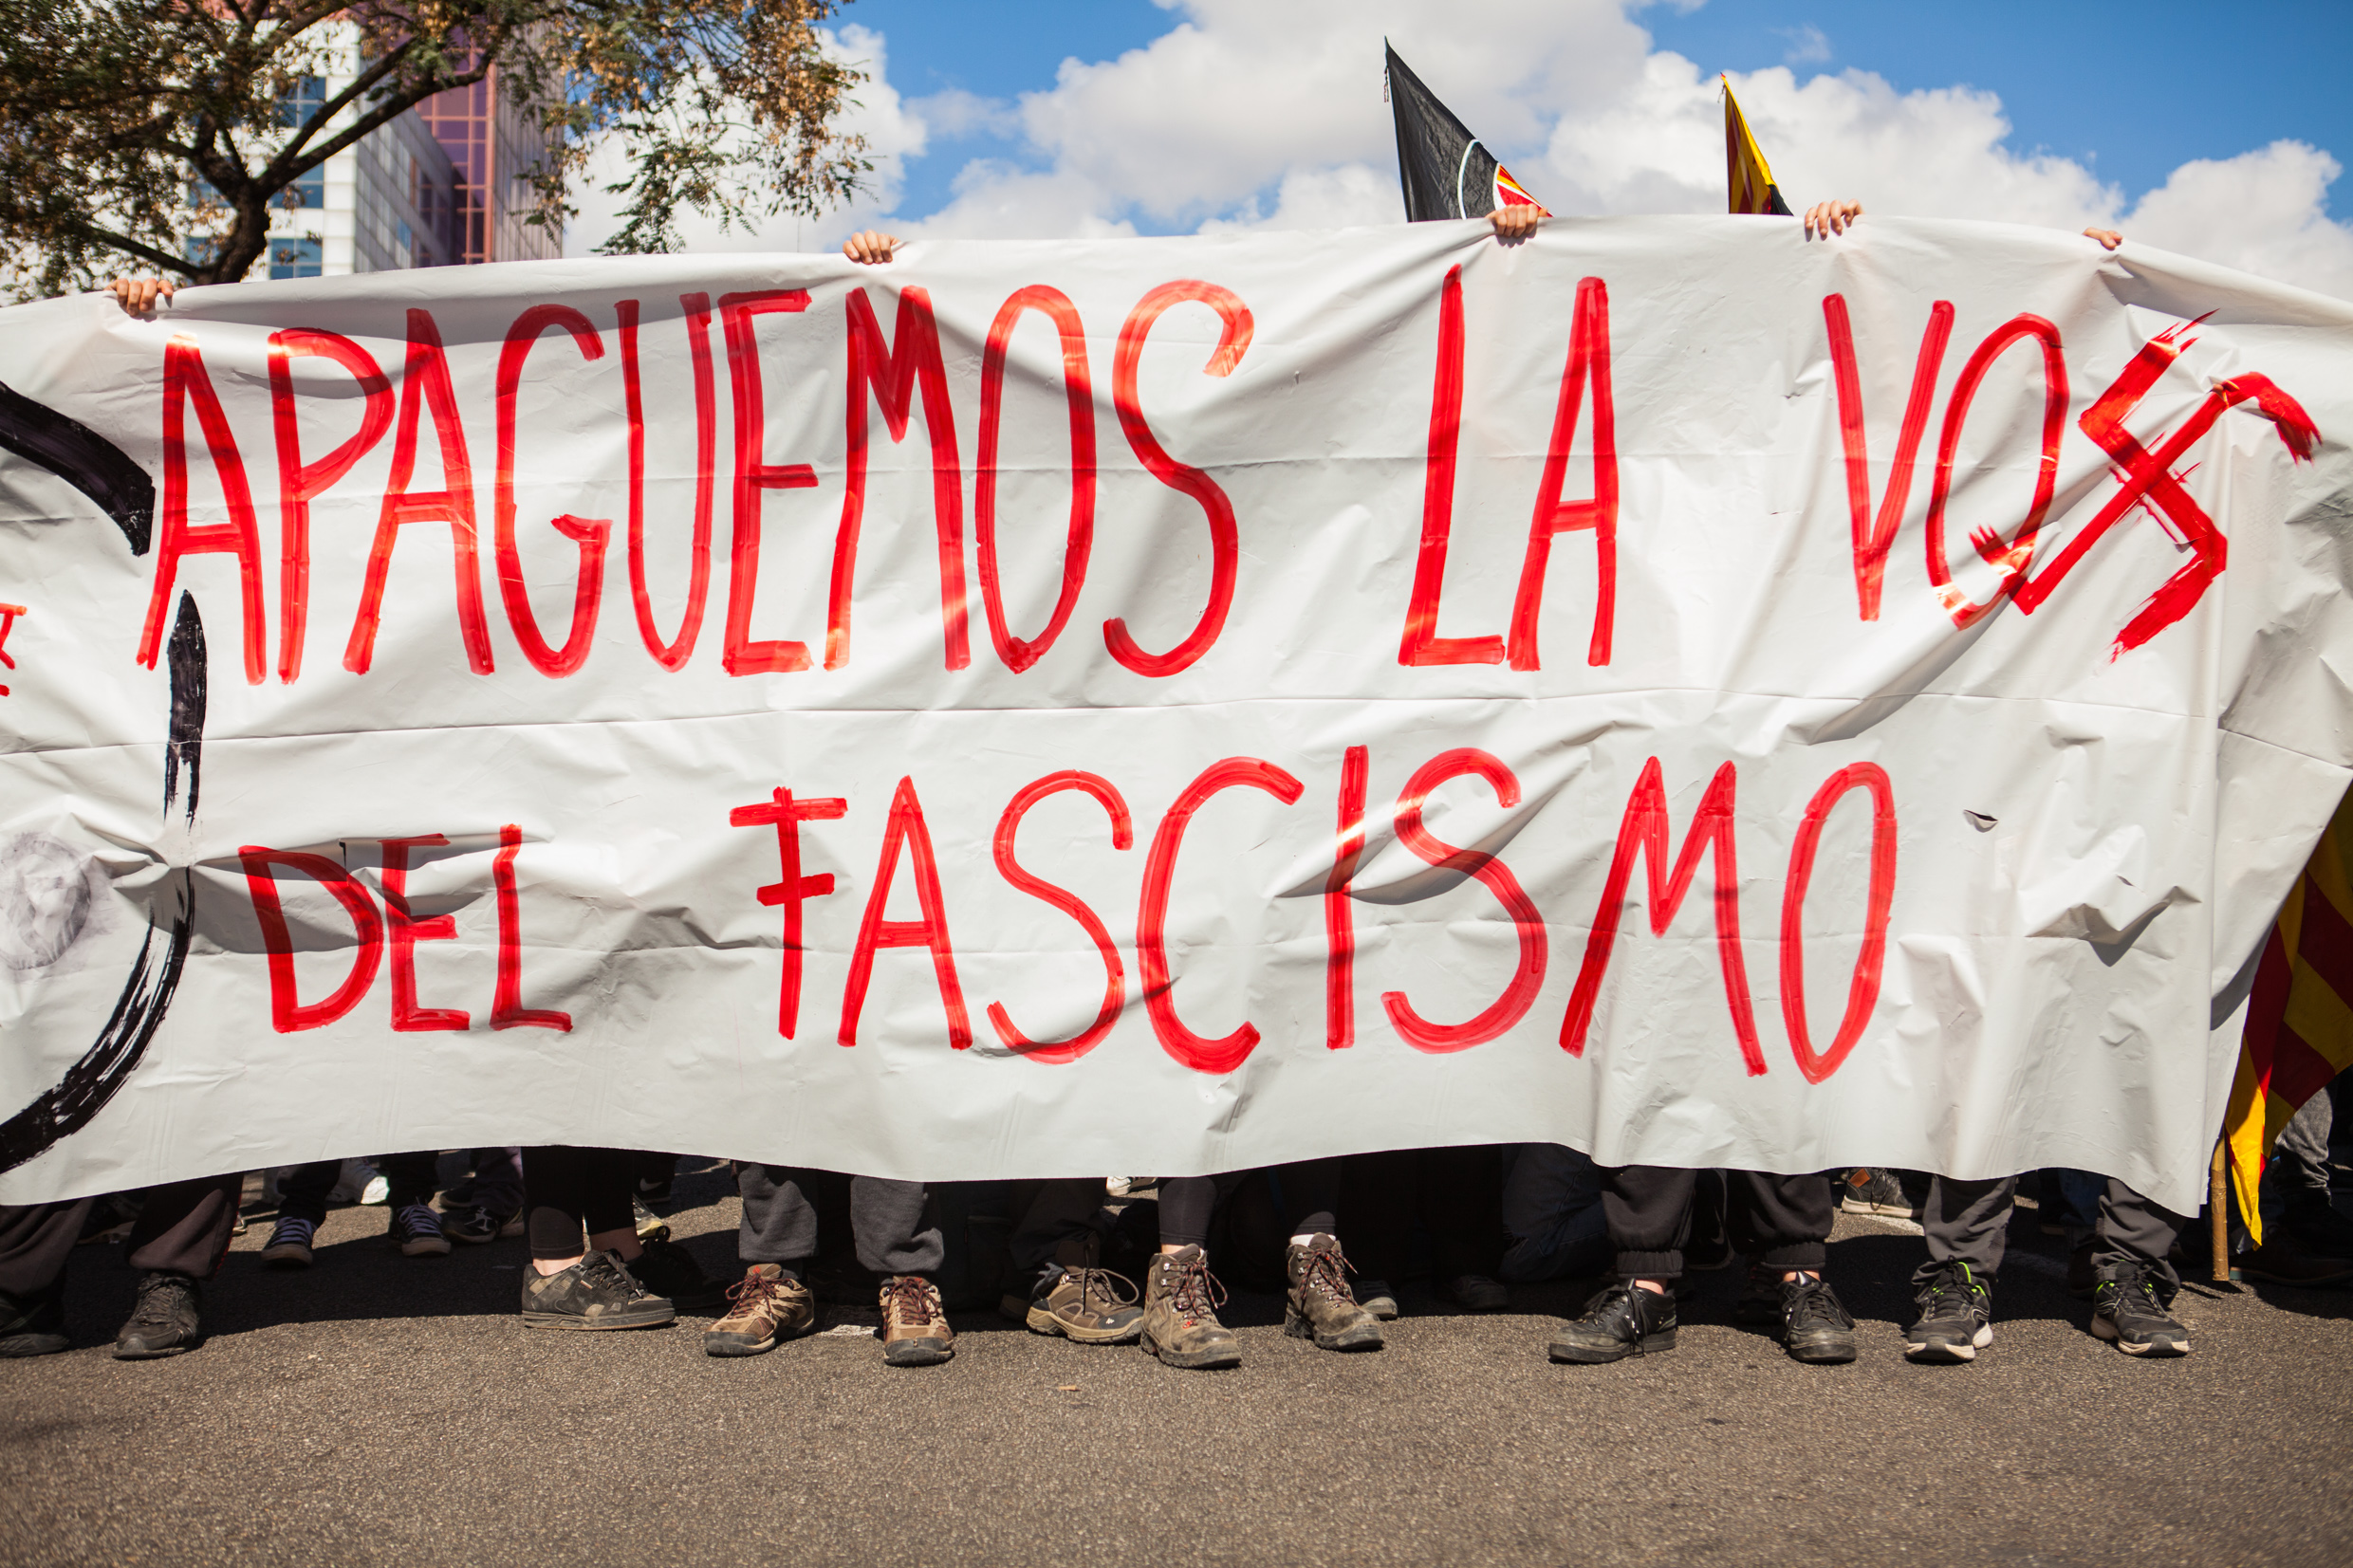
left=573, top=1, right=2353, bottom=297
left=844, top=0, right=2352, bottom=231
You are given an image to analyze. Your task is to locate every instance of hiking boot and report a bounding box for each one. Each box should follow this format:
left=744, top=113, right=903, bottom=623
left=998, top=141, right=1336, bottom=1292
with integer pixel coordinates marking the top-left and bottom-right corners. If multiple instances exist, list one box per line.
left=389, top=1202, right=451, bottom=1258
left=1548, top=1282, right=1677, bottom=1363
left=1284, top=1234, right=1383, bottom=1351
left=1440, top=1274, right=1509, bottom=1312
left=703, top=1264, right=818, bottom=1357
left=1840, top=1167, right=1920, bottom=1220
left=625, top=1238, right=731, bottom=1312
left=439, top=1203, right=517, bottom=1245
left=1355, top=1278, right=1400, bottom=1320
left=519, top=1250, right=676, bottom=1330
left=1776, top=1273, right=1858, bottom=1363
left=0, top=1287, right=67, bottom=1357
left=879, top=1274, right=954, bottom=1366
left=2090, top=1267, right=2190, bottom=1356
left=1022, top=1249, right=1144, bottom=1344
left=114, top=1272, right=201, bottom=1358
left=259, top=1214, right=317, bottom=1268
left=1734, top=1259, right=1781, bottom=1323
left=1905, top=1262, right=1993, bottom=1362
left=2234, top=1240, right=2353, bottom=1287
left=1139, top=1245, right=1242, bottom=1370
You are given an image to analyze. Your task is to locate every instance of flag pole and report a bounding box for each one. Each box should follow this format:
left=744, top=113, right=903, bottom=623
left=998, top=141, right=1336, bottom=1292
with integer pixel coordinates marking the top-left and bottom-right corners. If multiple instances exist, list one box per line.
left=2209, top=1134, right=2231, bottom=1283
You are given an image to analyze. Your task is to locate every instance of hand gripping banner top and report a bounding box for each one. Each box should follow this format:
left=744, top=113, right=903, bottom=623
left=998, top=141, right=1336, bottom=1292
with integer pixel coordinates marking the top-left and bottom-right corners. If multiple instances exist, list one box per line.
left=0, top=216, right=2346, bottom=1211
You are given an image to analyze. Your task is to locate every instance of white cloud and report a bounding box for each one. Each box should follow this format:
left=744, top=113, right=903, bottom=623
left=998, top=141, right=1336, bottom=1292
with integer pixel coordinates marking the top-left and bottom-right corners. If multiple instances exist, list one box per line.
left=1778, top=25, right=1832, bottom=66
left=573, top=0, right=2353, bottom=300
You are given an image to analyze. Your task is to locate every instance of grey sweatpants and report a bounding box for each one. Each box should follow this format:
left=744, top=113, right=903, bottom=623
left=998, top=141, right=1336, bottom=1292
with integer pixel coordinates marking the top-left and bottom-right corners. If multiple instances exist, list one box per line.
left=734, top=1165, right=942, bottom=1278
left=1917, top=1174, right=2185, bottom=1296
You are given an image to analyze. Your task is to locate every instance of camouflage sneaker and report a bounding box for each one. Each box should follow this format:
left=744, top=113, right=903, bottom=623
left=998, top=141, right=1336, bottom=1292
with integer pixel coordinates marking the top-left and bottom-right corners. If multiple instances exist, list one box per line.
left=1139, top=1245, right=1242, bottom=1370
left=1284, top=1233, right=1383, bottom=1351
left=520, top=1250, right=676, bottom=1331
left=879, top=1274, right=954, bottom=1367
left=703, top=1264, right=818, bottom=1357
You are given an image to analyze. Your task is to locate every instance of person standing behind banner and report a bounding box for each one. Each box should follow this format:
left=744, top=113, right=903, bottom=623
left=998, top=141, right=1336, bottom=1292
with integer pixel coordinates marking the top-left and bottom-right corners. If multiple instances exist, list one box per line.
left=518, top=1146, right=726, bottom=1330
left=833, top=228, right=1385, bottom=1364
left=1491, top=198, right=1864, bottom=1369
left=703, top=1165, right=958, bottom=1367
left=1886, top=225, right=2193, bottom=1362
left=0, top=1173, right=245, bottom=1358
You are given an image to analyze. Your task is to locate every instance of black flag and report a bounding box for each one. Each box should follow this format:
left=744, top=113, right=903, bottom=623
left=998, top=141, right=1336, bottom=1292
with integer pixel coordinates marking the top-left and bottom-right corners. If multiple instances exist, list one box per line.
left=1385, top=42, right=1548, bottom=223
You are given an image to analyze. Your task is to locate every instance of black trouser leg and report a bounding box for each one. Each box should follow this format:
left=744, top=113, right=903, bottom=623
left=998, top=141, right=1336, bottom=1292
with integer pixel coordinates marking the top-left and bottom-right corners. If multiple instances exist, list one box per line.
left=1915, top=1174, right=2016, bottom=1287
left=736, top=1164, right=821, bottom=1269
left=1422, top=1144, right=1504, bottom=1279
left=278, top=1159, right=342, bottom=1225
left=1604, top=1165, right=1696, bottom=1282
left=123, top=1173, right=245, bottom=1279
left=0, top=1199, right=94, bottom=1300
left=377, top=1152, right=440, bottom=1210
left=1007, top=1177, right=1109, bottom=1275
left=2093, top=1179, right=2184, bottom=1298
left=850, top=1177, right=941, bottom=1277
left=469, top=1148, right=525, bottom=1215
left=1727, top=1171, right=1834, bottom=1273
left=523, top=1146, right=635, bottom=1261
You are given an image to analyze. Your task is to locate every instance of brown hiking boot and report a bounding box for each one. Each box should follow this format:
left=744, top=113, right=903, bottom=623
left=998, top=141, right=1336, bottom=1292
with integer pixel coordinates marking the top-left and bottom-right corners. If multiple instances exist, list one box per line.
left=1285, top=1233, right=1383, bottom=1351
left=1023, top=1235, right=1145, bottom=1343
left=702, top=1264, right=818, bottom=1357
left=1140, top=1245, right=1242, bottom=1369
left=879, top=1274, right=954, bottom=1367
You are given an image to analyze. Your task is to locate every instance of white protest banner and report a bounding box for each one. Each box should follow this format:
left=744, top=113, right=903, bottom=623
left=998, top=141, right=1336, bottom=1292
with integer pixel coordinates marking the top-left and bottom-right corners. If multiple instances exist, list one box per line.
left=0, top=217, right=2345, bottom=1212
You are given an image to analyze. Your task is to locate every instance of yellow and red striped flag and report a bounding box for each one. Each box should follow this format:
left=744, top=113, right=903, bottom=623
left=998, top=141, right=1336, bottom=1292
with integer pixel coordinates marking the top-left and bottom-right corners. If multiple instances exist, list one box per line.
left=1723, top=77, right=1793, bottom=217
left=2224, top=784, right=2353, bottom=1243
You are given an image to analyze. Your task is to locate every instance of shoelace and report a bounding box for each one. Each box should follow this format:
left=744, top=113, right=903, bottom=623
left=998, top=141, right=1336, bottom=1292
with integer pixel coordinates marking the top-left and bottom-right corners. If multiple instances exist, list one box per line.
left=269, top=1217, right=313, bottom=1245
left=1297, top=1245, right=1358, bottom=1306
left=398, top=1202, right=439, bottom=1235
left=883, top=1274, right=939, bottom=1328
left=129, top=1276, right=189, bottom=1330
left=1067, top=1266, right=1139, bottom=1315
left=584, top=1252, right=646, bottom=1298
left=1163, top=1256, right=1227, bottom=1323
left=1785, top=1276, right=1852, bottom=1331
left=726, top=1270, right=791, bottom=1315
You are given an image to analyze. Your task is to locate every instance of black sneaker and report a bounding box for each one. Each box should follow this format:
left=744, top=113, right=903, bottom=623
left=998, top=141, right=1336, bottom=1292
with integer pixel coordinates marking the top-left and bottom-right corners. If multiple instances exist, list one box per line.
left=259, top=1214, right=316, bottom=1268
left=625, top=1238, right=731, bottom=1312
left=1776, top=1273, right=1857, bottom=1363
left=1840, top=1167, right=1920, bottom=1220
left=114, top=1272, right=202, bottom=1358
left=389, top=1202, right=451, bottom=1258
left=0, top=1287, right=68, bottom=1357
left=519, top=1250, right=676, bottom=1330
left=1734, top=1260, right=1780, bottom=1323
left=1548, top=1282, right=1677, bottom=1364
left=631, top=1195, right=671, bottom=1245
left=1355, top=1278, right=1400, bottom=1320
left=2090, top=1266, right=2190, bottom=1356
left=1905, top=1262, right=1992, bottom=1363
left=439, top=1203, right=517, bottom=1245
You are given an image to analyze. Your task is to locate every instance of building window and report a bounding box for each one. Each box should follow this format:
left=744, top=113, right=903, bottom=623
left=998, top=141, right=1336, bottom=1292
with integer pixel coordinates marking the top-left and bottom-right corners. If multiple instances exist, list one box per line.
left=269, top=237, right=322, bottom=279
left=275, top=75, right=326, bottom=128
left=286, top=166, right=325, bottom=211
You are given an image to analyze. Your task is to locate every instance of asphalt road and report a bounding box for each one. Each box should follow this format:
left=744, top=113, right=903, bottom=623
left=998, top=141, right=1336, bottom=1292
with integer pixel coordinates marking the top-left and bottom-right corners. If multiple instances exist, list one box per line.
left=3, top=1165, right=2349, bottom=1568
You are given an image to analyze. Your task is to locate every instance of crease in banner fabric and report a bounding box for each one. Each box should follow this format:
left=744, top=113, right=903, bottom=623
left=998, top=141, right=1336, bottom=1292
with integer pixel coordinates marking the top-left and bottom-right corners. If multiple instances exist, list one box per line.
left=0, top=216, right=2347, bottom=1213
